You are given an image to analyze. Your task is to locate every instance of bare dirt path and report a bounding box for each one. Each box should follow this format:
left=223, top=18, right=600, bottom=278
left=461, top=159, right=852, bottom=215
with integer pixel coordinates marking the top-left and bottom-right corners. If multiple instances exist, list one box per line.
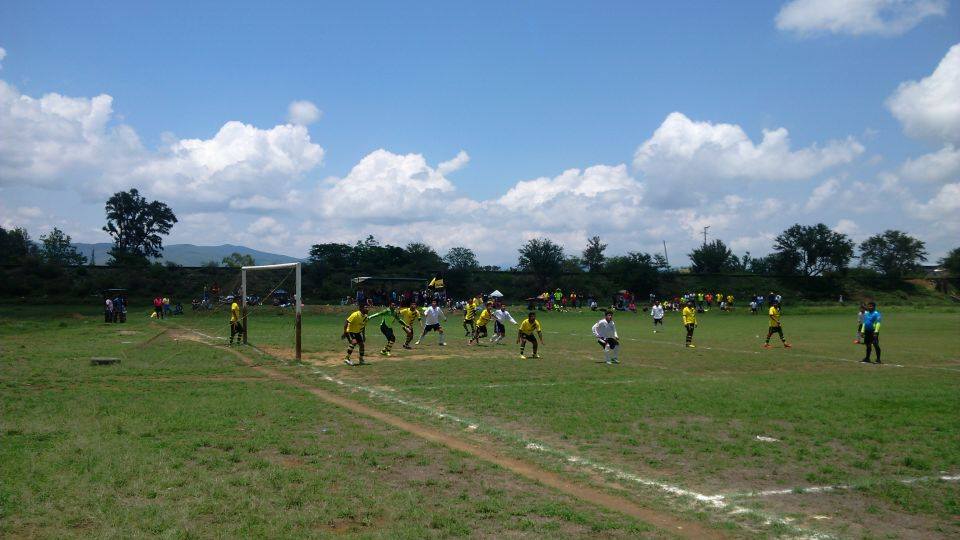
left=170, top=327, right=725, bottom=539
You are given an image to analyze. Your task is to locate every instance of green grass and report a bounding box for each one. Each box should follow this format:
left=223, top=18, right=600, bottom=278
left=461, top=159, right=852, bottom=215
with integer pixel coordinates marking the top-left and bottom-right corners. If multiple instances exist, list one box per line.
left=3, top=302, right=959, bottom=538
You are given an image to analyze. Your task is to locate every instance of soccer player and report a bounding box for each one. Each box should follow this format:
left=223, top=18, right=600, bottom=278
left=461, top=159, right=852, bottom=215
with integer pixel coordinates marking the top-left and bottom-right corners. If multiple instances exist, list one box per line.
left=492, top=305, right=518, bottom=344
left=229, top=298, right=243, bottom=345
left=763, top=300, right=791, bottom=348
left=682, top=300, right=697, bottom=348
left=398, top=302, right=421, bottom=349
left=592, top=310, right=620, bottom=364
left=860, top=302, right=882, bottom=364
left=342, top=304, right=369, bottom=365
left=416, top=299, right=447, bottom=346
left=650, top=302, right=664, bottom=333
left=470, top=301, right=494, bottom=345
left=517, top=312, right=544, bottom=359
left=368, top=302, right=406, bottom=356
left=463, top=298, right=477, bottom=336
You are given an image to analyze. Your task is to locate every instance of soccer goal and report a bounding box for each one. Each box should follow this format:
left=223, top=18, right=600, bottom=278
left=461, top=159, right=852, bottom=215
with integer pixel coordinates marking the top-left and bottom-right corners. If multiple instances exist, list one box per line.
left=241, top=262, right=302, bottom=360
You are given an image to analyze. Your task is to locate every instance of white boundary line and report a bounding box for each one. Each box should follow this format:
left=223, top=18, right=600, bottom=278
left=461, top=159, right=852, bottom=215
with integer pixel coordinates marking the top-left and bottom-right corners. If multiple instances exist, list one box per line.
left=724, top=474, right=960, bottom=499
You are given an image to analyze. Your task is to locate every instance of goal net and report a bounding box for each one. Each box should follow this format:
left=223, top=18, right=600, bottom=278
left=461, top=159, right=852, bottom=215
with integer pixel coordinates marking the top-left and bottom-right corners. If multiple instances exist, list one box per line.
left=241, top=262, right=303, bottom=360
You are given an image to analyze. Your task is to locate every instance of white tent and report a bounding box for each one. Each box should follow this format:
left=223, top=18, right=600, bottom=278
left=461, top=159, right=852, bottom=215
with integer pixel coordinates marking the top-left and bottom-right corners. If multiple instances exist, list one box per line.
left=489, top=290, right=504, bottom=298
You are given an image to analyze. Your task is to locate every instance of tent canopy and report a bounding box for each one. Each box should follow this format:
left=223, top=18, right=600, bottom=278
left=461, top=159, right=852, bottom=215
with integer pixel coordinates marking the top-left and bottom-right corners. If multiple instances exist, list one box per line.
left=489, top=290, right=504, bottom=298
left=352, top=276, right=429, bottom=286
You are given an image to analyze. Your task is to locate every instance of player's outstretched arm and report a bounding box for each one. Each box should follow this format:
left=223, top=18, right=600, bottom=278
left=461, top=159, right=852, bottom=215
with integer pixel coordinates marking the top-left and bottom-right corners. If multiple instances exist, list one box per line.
left=537, top=331, right=544, bottom=345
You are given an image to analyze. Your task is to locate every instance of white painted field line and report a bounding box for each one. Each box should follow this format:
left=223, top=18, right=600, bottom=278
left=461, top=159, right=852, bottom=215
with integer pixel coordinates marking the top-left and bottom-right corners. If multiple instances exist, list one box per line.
left=724, top=474, right=960, bottom=499
left=310, top=367, right=832, bottom=539
left=396, top=375, right=669, bottom=391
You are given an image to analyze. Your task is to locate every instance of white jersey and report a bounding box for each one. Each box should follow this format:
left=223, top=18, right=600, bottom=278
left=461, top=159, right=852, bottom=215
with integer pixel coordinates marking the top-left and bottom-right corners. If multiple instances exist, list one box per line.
left=650, top=304, right=664, bottom=319
left=592, top=319, right=618, bottom=340
left=494, top=309, right=517, bottom=324
left=423, top=306, right=445, bottom=325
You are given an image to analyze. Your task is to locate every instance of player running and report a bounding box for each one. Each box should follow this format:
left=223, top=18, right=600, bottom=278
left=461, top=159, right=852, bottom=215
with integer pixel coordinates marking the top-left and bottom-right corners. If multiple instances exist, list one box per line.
left=342, top=304, right=369, bottom=365
left=492, top=305, right=518, bottom=344
left=517, top=312, right=544, bottom=359
left=592, top=310, right=620, bottom=364
left=368, top=302, right=407, bottom=356
left=416, top=299, right=447, bottom=346
left=860, top=302, right=882, bottom=364
left=463, top=298, right=477, bottom=336
left=398, top=302, right=421, bottom=349
left=682, top=300, right=697, bottom=348
left=763, top=300, right=792, bottom=349
left=650, top=302, right=664, bottom=333
left=470, top=301, right=494, bottom=345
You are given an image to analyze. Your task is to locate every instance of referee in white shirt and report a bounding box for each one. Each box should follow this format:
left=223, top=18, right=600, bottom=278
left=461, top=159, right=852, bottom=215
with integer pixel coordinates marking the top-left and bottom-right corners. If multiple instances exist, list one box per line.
left=416, top=299, right=447, bottom=346
left=592, top=311, right=620, bottom=364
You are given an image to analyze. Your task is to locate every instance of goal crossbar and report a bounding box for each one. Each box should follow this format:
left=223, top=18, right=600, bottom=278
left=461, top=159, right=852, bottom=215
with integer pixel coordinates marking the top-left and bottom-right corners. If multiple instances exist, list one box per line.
left=241, top=262, right=302, bottom=359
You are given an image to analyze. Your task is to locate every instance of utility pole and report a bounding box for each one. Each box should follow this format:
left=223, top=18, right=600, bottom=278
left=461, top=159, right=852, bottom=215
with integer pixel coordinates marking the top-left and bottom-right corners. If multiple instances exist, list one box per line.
left=702, top=225, right=710, bottom=247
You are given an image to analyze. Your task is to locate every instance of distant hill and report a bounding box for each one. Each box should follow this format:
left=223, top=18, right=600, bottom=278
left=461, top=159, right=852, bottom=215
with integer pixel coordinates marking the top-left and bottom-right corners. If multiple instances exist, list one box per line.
left=73, top=243, right=302, bottom=267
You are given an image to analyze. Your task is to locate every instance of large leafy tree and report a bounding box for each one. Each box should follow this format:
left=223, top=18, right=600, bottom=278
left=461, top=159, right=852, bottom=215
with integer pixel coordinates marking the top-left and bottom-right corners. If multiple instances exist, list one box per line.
left=941, top=247, right=960, bottom=277
left=103, top=189, right=177, bottom=264
left=405, top=242, right=446, bottom=273
left=39, top=227, right=87, bottom=265
left=606, top=252, right=660, bottom=294
left=858, top=230, right=927, bottom=277
left=308, top=243, right=354, bottom=271
left=582, top=236, right=607, bottom=272
left=221, top=252, right=255, bottom=268
left=0, top=226, right=36, bottom=264
left=517, top=238, right=564, bottom=287
left=772, top=223, right=854, bottom=276
left=443, top=246, right=479, bottom=270
left=688, top=239, right=736, bottom=274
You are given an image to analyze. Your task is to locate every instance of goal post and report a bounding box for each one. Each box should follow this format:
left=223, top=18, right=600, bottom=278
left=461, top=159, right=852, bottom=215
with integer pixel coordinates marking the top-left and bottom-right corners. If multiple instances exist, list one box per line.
left=241, top=262, right=302, bottom=360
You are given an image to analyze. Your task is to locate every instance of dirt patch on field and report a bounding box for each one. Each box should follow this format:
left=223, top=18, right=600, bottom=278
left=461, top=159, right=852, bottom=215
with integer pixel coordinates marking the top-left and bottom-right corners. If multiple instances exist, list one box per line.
left=177, top=325, right=722, bottom=539
left=117, top=330, right=140, bottom=336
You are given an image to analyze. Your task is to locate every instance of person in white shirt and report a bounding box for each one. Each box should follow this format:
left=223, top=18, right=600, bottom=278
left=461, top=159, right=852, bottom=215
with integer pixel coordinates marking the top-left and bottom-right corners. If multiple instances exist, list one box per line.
left=492, top=305, right=518, bottom=344
left=650, top=302, right=664, bottom=333
left=592, top=310, right=620, bottom=364
left=416, top=299, right=447, bottom=346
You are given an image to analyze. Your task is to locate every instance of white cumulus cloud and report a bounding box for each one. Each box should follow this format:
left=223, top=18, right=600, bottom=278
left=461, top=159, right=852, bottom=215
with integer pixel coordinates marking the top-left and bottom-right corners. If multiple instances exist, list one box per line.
left=887, top=43, right=960, bottom=144
left=436, top=150, right=470, bottom=176
left=776, top=0, right=947, bottom=36
left=0, top=47, right=7, bottom=69
left=287, top=100, right=321, bottom=126
left=899, top=144, right=960, bottom=183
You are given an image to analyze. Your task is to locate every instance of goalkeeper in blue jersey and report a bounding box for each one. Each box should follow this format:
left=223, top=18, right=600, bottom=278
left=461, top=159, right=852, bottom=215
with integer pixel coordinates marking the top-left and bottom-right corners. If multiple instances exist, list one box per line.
left=367, top=302, right=409, bottom=357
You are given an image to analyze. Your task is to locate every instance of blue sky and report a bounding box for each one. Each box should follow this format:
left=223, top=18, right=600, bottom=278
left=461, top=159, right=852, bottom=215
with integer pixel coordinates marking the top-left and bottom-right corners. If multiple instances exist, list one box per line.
left=1, top=1, right=958, bottom=266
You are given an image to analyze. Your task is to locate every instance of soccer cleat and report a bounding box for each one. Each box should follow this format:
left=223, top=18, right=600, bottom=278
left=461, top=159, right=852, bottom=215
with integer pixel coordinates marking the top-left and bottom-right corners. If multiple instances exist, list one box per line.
left=414, top=340, right=421, bottom=345
left=605, top=360, right=612, bottom=364
left=783, top=342, right=792, bottom=348
left=611, top=358, right=618, bottom=364
left=358, top=358, right=366, bottom=365
left=686, top=344, right=696, bottom=348
left=763, top=344, right=771, bottom=349
left=403, top=345, right=412, bottom=350
left=439, top=342, right=446, bottom=346
left=344, top=358, right=354, bottom=366
left=853, top=340, right=861, bottom=344
left=860, top=358, right=872, bottom=363
left=380, top=349, right=389, bottom=356
left=874, top=359, right=882, bottom=364
left=533, top=354, right=542, bottom=359
left=519, top=354, right=526, bottom=359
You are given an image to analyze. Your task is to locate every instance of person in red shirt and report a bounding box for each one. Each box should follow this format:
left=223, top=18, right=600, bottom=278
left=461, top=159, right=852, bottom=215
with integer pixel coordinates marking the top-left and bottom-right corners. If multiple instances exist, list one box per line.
left=153, top=296, right=164, bottom=319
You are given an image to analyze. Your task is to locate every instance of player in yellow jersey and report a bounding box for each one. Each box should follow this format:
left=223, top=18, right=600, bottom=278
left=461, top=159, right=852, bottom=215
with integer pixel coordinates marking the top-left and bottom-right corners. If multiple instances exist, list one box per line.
left=398, top=302, right=421, bottom=349
left=342, top=304, right=369, bottom=365
left=763, top=299, right=791, bottom=348
left=517, top=312, right=544, bottom=358
left=229, top=298, right=243, bottom=345
left=470, top=301, right=494, bottom=345
left=681, top=300, right=697, bottom=348
left=463, top=299, right=477, bottom=336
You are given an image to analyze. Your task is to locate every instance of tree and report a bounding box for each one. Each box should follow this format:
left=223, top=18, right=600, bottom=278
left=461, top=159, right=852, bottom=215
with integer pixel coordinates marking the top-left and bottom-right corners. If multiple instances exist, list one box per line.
left=39, top=228, right=87, bottom=265
left=103, top=189, right=178, bottom=264
left=688, top=239, right=736, bottom=274
left=517, top=238, right=564, bottom=287
left=606, top=252, right=660, bottom=295
left=222, top=252, right=255, bottom=268
left=582, top=236, right=607, bottom=272
left=652, top=253, right=669, bottom=270
left=309, top=243, right=354, bottom=271
left=443, top=247, right=480, bottom=270
left=0, top=226, right=36, bottom=264
left=404, top=242, right=445, bottom=273
left=772, top=223, right=854, bottom=276
left=858, top=230, right=927, bottom=277
left=941, top=247, right=960, bottom=277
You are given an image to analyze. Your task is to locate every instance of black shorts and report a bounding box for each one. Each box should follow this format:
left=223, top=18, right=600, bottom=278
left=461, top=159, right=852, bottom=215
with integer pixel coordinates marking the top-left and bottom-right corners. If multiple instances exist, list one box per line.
left=653, top=318, right=663, bottom=325
left=520, top=332, right=537, bottom=344
left=597, top=337, right=619, bottom=349
left=494, top=321, right=505, bottom=334
left=348, top=332, right=364, bottom=344
left=475, top=324, right=488, bottom=337
left=380, top=322, right=395, bottom=341
left=424, top=323, right=441, bottom=333
left=768, top=326, right=783, bottom=335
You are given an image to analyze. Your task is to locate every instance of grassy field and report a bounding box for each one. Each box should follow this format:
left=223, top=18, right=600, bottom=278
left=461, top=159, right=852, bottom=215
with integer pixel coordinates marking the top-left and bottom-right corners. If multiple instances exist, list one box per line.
left=2, top=302, right=959, bottom=538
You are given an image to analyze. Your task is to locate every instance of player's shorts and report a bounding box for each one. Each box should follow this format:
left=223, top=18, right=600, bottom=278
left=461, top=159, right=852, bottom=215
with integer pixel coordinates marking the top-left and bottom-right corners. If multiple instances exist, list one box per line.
left=494, top=321, right=505, bottom=334
left=423, top=323, right=441, bottom=333
left=475, top=324, right=488, bottom=337
left=380, top=322, right=396, bottom=341
left=653, top=318, right=663, bottom=325
left=768, top=326, right=783, bottom=335
left=519, top=332, right=537, bottom=344
left=347, top=332, right=364, bottom=344
left=597, top=337, right=619, bottom=349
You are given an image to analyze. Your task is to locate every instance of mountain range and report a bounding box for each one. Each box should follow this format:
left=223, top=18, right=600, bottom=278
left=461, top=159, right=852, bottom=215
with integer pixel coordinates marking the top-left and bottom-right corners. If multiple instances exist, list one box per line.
left=73, top=243, right=301, bottom=267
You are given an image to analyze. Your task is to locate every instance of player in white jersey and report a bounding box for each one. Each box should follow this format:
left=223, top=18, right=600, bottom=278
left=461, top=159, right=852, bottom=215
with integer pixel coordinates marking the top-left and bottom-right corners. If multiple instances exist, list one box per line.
left=592, top=310, right=620, bottom=364
left=492, top=305, right=518, bottom=344
left=650, top=302, right=664, bottom=333
left=416, top=299, right=447, bottom=346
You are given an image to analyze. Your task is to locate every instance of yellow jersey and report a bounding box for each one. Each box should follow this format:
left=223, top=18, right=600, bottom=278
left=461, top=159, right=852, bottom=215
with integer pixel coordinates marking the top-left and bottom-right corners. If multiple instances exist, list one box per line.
left=230, top=302, right=240, bottom=322
left=476, top=308, right=493, bottom=326
left=682, top=306, right=697, bottom=325
left=399, top=307, right=420, bottom=326
left=727, top=295, right=734, bottom=303
left=768, top=306, right=781, bottom=327
left=464, top=302, right=476, bottom=321
left=345, top=310, right=368, bottom=333
left=518, top=319, right=541, bottom=334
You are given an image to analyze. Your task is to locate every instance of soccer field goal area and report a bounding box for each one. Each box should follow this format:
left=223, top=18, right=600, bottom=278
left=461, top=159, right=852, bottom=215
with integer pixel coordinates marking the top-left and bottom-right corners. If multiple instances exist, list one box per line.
left=241, top=262, right=302, bottom=360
